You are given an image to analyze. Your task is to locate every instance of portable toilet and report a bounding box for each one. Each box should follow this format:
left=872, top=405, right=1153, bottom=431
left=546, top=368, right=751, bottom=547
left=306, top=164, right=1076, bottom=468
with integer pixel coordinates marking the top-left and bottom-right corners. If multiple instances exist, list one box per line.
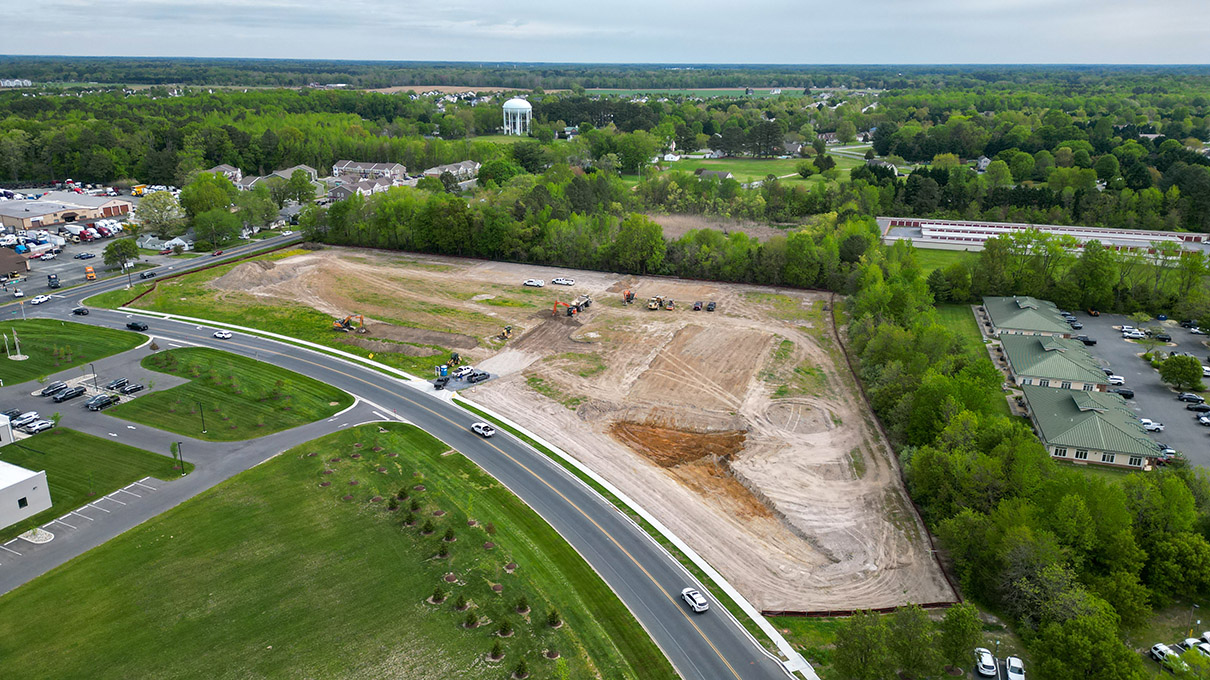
left=437, top=365, right=449, bottom=377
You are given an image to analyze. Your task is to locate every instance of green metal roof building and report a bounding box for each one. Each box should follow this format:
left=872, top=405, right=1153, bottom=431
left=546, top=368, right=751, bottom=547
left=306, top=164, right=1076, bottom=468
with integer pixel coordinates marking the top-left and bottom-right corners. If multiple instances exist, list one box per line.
left=982, top=296, right=1072, bottom=337
left=999, top=335, right=1109, bottom=392
left=1022, top=385, right=1157, bottom=470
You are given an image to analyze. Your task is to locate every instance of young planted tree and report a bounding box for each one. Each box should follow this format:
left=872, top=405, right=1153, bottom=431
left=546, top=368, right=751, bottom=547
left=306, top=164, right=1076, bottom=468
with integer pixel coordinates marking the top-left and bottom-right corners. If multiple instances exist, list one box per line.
left=547, top=608, right=562, bottom=628
left=489, top=639, right=504, bottom=660
left=938, top=602, right=982, bottom=672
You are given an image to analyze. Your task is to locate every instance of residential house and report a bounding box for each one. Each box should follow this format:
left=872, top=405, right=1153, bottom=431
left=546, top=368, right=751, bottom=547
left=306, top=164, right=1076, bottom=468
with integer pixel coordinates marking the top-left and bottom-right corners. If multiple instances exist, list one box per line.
left=331, top=160, right=407, bottom=181
left=1022, top=385, right=1158, bottom=470
left=783, top=141, right=804, bottom=156
left=136, top=234, right=194, bottom=251
left=975, top=156, right=992, bottom=173
left=236, top=164, right=321, bottom=193
left=326, top=177, right=393, bottom=202
left=204, top=164, right=243, bottom=183
left=421, top=160, right=481, bottom=181
left=998, top=335, right=1109, bottom=392
left=982, top=296, right=1073, bottom=338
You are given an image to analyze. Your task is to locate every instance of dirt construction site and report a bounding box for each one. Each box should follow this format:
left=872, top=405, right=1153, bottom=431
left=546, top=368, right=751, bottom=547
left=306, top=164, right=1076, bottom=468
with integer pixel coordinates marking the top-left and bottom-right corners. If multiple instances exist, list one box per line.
left=210, top=247, right=954, bottom=611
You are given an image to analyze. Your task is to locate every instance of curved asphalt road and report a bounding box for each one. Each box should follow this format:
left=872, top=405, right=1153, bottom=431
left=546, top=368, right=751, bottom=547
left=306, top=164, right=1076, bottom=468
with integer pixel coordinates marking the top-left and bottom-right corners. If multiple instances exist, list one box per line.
left=7, top=243, right=794, bottom=680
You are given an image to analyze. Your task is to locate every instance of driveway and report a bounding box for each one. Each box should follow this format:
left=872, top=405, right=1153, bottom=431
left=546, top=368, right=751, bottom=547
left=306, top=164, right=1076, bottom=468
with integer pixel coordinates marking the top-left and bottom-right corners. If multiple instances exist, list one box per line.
left=1070, top=310, right=1209, bottom=465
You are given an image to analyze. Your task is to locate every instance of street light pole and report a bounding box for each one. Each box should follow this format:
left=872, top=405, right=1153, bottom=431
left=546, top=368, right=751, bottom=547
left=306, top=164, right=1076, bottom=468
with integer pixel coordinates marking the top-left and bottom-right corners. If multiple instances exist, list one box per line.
left=88, top=362, right=99, bottom=391
left=177, top=441, right=186, bottom=476
left=1190, top=603, right=1200, bottom=637
left=196, top=400, right=207, bottom=434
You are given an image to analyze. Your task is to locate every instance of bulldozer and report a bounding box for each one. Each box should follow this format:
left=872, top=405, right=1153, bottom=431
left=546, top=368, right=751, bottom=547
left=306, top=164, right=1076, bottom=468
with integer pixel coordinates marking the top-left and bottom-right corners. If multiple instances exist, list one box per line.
left=333, top=314, right=368, bottom=334
left=647, top=295, right=664, bottom=310
left=622, top=290, right=635, bottom=305
left=496, top=325, right=513, bottom=341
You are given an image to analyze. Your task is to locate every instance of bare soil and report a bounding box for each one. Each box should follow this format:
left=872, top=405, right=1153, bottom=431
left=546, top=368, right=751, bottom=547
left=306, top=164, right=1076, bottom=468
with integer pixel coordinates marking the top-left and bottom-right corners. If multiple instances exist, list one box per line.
left=205, top=247, right=953, bottom=611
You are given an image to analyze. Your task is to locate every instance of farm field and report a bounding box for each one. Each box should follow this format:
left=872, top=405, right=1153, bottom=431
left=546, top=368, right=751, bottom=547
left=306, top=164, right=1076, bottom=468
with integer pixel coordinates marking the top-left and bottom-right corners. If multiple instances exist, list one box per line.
left=109, top=348, right=353, bottom=441
left=0, top=320, right=144, bottom=386
left=0, top=428, right=191, bottom=541
left=96, top=245, right=951, bottom=611
left=0, top=423, right=672, bottom=679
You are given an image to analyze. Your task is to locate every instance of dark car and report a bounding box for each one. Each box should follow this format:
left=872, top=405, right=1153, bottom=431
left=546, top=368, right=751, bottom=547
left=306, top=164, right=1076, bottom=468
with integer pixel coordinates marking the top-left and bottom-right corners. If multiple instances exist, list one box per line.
left=126, top=321, right=148, bottom=331
left=433, top=376, right=450, bottom=391
left=1156, top=333, right=1172, bottom=342
left=119, top=383, right=144, bottom=395
left=706, top=301, right=716, bottom=312
left=1068, top=321, right=1083, bottom=329
left=1074, top=335, right=1097, bottom=346
left=466, top=371, right=490, bottom=384
left=1, top=408, right=22, bottom=420
left=52, top=385, right=86, bottom=402
left=1102, top=367, right=1114, bottom=376
left=104, top=377, right=128, bottom=390
left=693, top=301, right=703, bottom=311
left=1181, top=320, right=1198, bottom=328
left=1088, top=309, right=1100, bottom=316
left=1187, top=403, right=1210, bottom=412
left=39, top=381, right=68, bottom=397
left=73, top=252, right=95, bottom=260
left=1110, top=388, right=1135, bottom=399
left=1178, top=393, right=1205, bottom=403
left=72, top=307, right=89, bottom=315
left=138, top=271, right=157, bottom=280
left=85, top=394, right=119, bottom=411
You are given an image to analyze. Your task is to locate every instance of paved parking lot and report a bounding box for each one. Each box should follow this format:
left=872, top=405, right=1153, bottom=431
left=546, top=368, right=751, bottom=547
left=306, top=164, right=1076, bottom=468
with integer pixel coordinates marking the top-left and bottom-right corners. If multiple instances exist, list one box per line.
left=1071, top=310, right=1210, bottom=465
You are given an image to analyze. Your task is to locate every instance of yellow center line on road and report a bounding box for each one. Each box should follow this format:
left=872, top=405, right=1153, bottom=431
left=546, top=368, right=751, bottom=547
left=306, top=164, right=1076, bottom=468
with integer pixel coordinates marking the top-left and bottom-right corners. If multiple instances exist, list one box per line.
left=184, top=331, right=745, bottom=680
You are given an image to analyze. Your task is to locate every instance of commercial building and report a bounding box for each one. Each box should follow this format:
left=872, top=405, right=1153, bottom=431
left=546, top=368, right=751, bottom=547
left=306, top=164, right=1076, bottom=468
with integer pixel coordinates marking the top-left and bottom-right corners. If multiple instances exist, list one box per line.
left=880, top=216, right=1208, bottom=254
left=998, top=335, right=1109, bottom=392
left=0, top=415, right=52, bottom=532
left=0, top=193, right=131, bottom=230
left=982, top=296, right=1073, bottom=338
left=1022, top=385, right=1158, bottom=470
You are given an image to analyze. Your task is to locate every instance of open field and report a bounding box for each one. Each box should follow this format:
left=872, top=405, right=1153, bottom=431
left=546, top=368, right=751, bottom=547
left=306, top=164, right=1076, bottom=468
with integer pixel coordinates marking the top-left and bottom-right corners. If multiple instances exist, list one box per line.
left=935, top=303, right=984, bottom=353
left=648, top=213, right=791, bottom=242
left=109, top=348, right=353, bottom=441
left=0, top=428, right=190, bottom=541
left=664, top=155, right=861, bottom=183
left=0, top=320, right=144, bottom=386
left=0, top=423, right=672, bottom=679
left=587, top=88, right=809, bottom=98
left=102, top=245, right=952, bottom=611
left=913, top=247, right=978, bottom=275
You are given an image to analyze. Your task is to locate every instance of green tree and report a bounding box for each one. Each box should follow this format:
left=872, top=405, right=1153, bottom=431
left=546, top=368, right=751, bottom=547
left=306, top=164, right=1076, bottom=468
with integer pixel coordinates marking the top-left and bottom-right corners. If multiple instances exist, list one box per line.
left=193, top=208, right=241, bottom=246
left=796, top=160, right=818, bottom=179
left=285, top=169, right=316, bottom=204
left=102, top=238, right=139, bottom=270
left=814, top=154, right=837, bottom=173
left=889, top=604, right=942, bottom=679
left=608, top=214, right=665, bottom=274
left=1094, top=154, right=1121, bottom=181
left=479, top=158, right=524, bottom=185
left=1160, top=355, right=1205, bottom=391
left=985, top=159, right=1013, bottom=187
left=832, top=610, right=894, bottom=680
left=938, top=603, right=982, bottom=672
left=135, top=190, right=186, bottom=236
left=836, top=120, right=858, bottom=144
left=179, top=172, right=238, bottom=218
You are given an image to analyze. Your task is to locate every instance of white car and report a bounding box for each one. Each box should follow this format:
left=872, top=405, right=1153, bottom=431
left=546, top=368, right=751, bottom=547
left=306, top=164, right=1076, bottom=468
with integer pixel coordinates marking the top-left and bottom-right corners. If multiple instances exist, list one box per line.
left=29, top=294, right=50, bottom=305
left=1196, top=642, right=1210, bottom=658
left=12, top=289, right=23, bottom=298
left=1122, top=330, right=1146, bottom=339
left=10, top=411, right=39, bottom=428
left=471, top=422, right=495, bottom=438
left=974, top=647, right=996, bottom=677
left=453, top=365, right=475, bottom=379
left=1120, top=325, right=1138, bottom=333
left=551, top=277, right=575, bottom=286
left=23, top=419, right=54, bottom=434
left=1107, top=375, right=1125, bottom=385
left=1005, top=656, right=1025, bottom=680
left=213, top=330, right=233, bottom=339
left=1140, top=418, right=1165, bottom=432
left=281, top=230, right=294, bottom=236
left=39, top=252, right=55, bottom=260
left=1203, top=365, right=1210, bottom=378
left=680, top=587, right=709, bottom=613
left=522, top=279, right=544, bottom=287
left=1193, top=327, right=1206, bottom=335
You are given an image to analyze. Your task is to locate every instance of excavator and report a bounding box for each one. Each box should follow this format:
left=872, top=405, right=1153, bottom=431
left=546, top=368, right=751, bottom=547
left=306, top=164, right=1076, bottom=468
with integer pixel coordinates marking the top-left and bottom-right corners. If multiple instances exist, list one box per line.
left=496, top=325, right=513, bottom=341
left=621, top=290, right=635, bottom=305
left=333, top=314, right=368, bottom=334
left=553, top=295, right=593, bottom=317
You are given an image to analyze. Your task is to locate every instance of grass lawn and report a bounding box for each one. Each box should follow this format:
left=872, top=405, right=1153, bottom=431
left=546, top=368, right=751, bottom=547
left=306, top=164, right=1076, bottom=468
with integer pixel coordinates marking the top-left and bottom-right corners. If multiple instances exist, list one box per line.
left=914, top=247, right=979, bottom=275
left=109, top=348, right=353, bottom=441
left=934, top=303, right=983, bottom=353
left=0, top=319, right=144, bottom=386
left=84, top=250, right=454, bottom=377
left=0, top=423, right=675, bottom=680
left=0, top=428, right=191, bottom=541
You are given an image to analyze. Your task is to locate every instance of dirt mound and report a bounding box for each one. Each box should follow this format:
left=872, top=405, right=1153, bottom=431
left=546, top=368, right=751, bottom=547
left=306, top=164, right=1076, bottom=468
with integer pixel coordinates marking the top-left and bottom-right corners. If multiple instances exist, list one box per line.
left=609, top=422, right=746, bottom=468
left=365, top=323, right=479, bottom=350
left=511, top=313, right=585, bottom=353
left=338, top=336, right=441, bottom=357
left=212, top=258, right=304, bottom=290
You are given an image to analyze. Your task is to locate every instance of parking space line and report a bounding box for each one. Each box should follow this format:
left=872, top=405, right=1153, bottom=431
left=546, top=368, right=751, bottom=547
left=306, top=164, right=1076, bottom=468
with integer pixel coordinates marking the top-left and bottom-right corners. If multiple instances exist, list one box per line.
left=87, top=502, right=111, bottom=512
left=70, top=511, right=94, bottom=521
left=0, top=544, right=20, bottom=556
left=117, top=488, right=141, bottom=498
left=101, top=494, right=126, bottom=505
left=46, top=518, right=76, bottom=530
left=132, top=480, right=157, bottom=491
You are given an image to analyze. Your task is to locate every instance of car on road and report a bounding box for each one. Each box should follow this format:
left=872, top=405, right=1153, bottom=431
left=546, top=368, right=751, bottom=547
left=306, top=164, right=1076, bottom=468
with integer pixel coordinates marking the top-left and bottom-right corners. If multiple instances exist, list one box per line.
left=522, top=278, right=544, bottom=287
left=706, top=301, right=716, bottom=312
left=212, top=250, right=224, bottom=256
left=126, top=321, right=148, bottom=331
left=974, top=647, right=996, bottom=677
left=281, top=230, right=294, bottom=236
left=1187, top=403, right=1210, bottom=413
left=1178, top=393, right=1205, bottom=403
left=1108, top=375, right=1125, bottom=385
left=119, top=383, right=144, bottom=395
left=1123, top=330, right=1146, bottom=339
left=10, top=411, right=39, bottom=428
left=139, top=271, right=157, bottom=279
left=39, top=252, right=55, bottom=261
left=71, top=307, right=89, bottom=315
left=105, top=377, right=128, bottom=390
left=39, top=381, right=68, bottom=397
left=85, top=394, right=119, bottom=411
left=471, top=422, right=495, bottom=438
left=12, top=289, right=23, bottom=298
left=1005, top=656, right=1025, bottom=680
left=29, top=294, right=49, bottom=305
left=23, top=419, right=55, bottom=434
left=551, top=277, right=574, bottom=286
left=466, top=370, right=490, bottom=384
left=452, top=365, right=474, bottom=379
left=52, top=385, right=86, bottom=402
left=680, top=587, right=709, bottom=613
left=1074, top=335, right=1096, bottom=345
left=1110, top=388, right=1135, bottom=399
left=1141, top=418, right=1165, bottom=432
left=73, top=252, right=95, bottom=260
left=213, top=330, right=233, bottom=339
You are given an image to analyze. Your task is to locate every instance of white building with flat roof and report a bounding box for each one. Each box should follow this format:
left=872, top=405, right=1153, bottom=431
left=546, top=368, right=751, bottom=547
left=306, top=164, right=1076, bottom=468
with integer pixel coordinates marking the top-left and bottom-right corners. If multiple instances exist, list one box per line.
left=0, top=460, right=51, bottom=532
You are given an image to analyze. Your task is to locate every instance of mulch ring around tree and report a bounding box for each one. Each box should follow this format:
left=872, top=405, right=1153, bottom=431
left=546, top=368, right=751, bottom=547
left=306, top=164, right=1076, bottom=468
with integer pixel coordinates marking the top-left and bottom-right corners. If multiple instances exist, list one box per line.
left=372, top=446, right=383, bottom=452
left=443, top=573, right=459, bottom=583
left=353, top=442, right=363, bottom=448
left=433, top=509, right=445, bottom=517
left=387, top=452, right=398, bottom=457
left=491, top=584, right=503, bottom=593
left=544, top=650, right=561, bottom=659
left=427, top=594, right=447, bottom=605
left=483, top=542, right=495, bottom=550
left=413, top=484, right=426, bottom=491
left=370, top=496, right=382, bottom=503
left=348, top=480, right=359, bottom=486
left=341, top=495, right=354, bottom=501
left=306, top=452, right=317, bottom=457
left=504, top=562, right=518, bottom=573
left=377, top=467, right=387, bottom=473
left=330, top=457, right=342, bottom=463
left=466, top=519, right=478, bottom=527
left=319, top=481, right=331, bottom=487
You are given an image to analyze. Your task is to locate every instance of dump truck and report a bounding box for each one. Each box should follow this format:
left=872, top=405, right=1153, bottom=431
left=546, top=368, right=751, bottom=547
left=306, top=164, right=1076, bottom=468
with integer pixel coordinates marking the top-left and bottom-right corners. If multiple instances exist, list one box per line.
left=84, top=266, right=96, bottom=281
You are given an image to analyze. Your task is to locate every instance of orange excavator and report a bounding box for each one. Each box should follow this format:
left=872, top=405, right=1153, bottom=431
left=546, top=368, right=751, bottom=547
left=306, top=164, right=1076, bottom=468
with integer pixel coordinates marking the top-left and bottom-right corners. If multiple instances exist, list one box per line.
left=333, top=314, right=368, bottom=333
left=621, top=290, right=635, bottom=305
left=553, top=301, right=578, bottom=317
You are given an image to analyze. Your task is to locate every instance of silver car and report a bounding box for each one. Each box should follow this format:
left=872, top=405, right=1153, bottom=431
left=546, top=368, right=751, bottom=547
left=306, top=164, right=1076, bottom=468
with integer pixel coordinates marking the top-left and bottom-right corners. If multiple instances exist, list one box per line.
left=680, top=587, right=709, bottom=613
left=10, top=411, right=39, bottom=428
left=23, top=420, right=54, bottom=434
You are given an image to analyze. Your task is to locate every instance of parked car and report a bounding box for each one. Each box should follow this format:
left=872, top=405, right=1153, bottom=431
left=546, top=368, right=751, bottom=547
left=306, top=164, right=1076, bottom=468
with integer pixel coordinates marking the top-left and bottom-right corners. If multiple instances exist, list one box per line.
left=974, top=647, right=997, bottom=677
left=1151, top=643, right=1176, bottom=662
left=10, top=411, right=39, bottom=428
left=452, top=365, right=474, bottom=379
left=213, top=330, right=233, bottom=339
left=706, top=301, right=717, bottom=312
left=1102, top=367, right=1115, bottom=376
left=29, top=294, right=49, bottom=305
left=85, top=394, right=119, bottom=411
left=39, top=381, right=68, bottom=397
left=23, top=419, right=55, bottom=434
left=52, top=385, right=86, bottom=402
left=1108, top=375, right=1125, bottom=385
left=522, top=278, right=544, bottom=287
left=551, top=277, right=575, bottom=286
left=432, top=376, right=450, bottom=390
left=693, top=301, right=703, bottom=311
left=73, top=252, right=94, bottom=260
left=1069, top=320, right=1084, bottom=329
left=71, top=307, right=89, bottom=315
left=1193, top=327, right=1207, bottom=335
left=1178, top=638, right=1203, bottom=653
left=105, top=377, right=128, bottom=390
left=1198, top=416, right=1210, bottom=427
left=1, top=408, right=22, bottom=420
left=466, top=370, right=490, bottom=384
left=1182, top=320, right=1199, bottom=328
left=471, top=422, right=495, bottom=438
left=12, top=289, right=23, bottom=298
left=1178, top=393, right=1205, bottom=403
left=1088, top=309, right=1101, bottom=316
left=126, top=321, right=148, bottom=331
left=158, top=248, right=173, bottom=255
left=1140, top=418, right=1165, bottom=432
left=1123, top=330, right=1147, bottom=339
left=119, top=383, right=144, bottom=395
left=1110, top=388, right=1135, bottom=399
left=680, top=587, right=709, bottom=613
left=1005, top=656, right=1025, bottom=680
left=1074, top=335, right=1097, bottom=345
left=39, top=252, right=55, bottom=261
left=1186, top=403, right=1210, bottom=412
left=1156, top=333, right=1172, bottom=342
left=139, top=271, right=157, bottom=279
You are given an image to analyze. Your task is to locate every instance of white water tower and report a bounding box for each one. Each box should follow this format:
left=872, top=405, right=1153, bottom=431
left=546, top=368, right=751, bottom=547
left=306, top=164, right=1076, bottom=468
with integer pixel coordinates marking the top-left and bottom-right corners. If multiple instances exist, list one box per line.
left=502, top=98, right=532, bottom=136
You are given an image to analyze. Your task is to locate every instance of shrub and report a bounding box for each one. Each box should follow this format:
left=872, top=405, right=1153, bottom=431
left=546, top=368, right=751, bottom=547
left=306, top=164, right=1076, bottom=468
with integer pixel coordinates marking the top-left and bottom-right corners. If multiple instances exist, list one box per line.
left=443, top=528, right=456, bottom=542
left=464, top=611, right=478, bottom=628
left=516, top=595, right=529, bottom=613
left=421, top=519, right=434, bottom=534
left=514, top=658, right=529, bottom=678
left=547, top=609, right=561, bottom=627
left=490, top=640, right=504, bottom=660
left=432, top=586, right=446, bottom=603
left=498, top=618, right=513, bottom=636
left=485, top=522, right=497, bottom=535
left=437, top=544, right=450, bottom=558
left=387, top=498, right=399, bottom=510
left=410, top=499, right=421, bottom=511
left=454, top=593, right=468, bottom=610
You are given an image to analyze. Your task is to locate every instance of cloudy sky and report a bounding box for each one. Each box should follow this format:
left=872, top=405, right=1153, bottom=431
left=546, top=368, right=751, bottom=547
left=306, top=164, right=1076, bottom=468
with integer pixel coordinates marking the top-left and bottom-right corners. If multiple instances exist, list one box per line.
left=2, top=0, right=1208, bottom=63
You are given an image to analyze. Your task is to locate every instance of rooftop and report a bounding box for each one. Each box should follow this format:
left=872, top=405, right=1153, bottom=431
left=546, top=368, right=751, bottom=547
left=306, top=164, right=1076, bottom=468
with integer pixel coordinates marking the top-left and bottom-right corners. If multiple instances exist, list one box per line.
left=999, top=335, right=1108, bottom=385
left=0, top=201, right=82, bottom=219
left=0, top=458, right=41, bottom=487
left=39, top=192, right=127, bottom=209
left=1022, top=385, right=1157, bottom=457
left=983, top=296, right=1073, bottom=335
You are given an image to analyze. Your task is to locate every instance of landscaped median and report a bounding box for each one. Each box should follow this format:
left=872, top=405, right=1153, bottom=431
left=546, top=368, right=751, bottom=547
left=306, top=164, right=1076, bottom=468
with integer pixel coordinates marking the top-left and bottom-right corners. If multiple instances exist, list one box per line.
left=108, top=347, right=353, bottom=441
left=0, top=319, right=144, bottom=386
left=0, top=423, right=675, bottom=679
left=0, top=428, right=192, bottom=541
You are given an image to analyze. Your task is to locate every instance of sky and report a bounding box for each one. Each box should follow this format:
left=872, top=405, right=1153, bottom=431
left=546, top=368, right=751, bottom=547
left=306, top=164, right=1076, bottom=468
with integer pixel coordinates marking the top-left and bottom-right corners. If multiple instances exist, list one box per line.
left=2, top=0, right=1209, bottom=64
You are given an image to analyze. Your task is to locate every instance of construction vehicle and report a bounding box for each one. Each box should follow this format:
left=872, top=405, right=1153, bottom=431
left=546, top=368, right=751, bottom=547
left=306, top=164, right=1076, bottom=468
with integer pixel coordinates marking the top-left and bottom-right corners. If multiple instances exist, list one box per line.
left=448, top=352, right=462, bottom=368
left=665, top=298, right=675, bottom=310
left=647, top=295, right=664, bottom=310
left=622, top=290, right=635, bottom=305
left=47, top=274, right=60, bottom=289
left=130, top=184, right=148, bottom=197
left=553, top=294, right=593, bottom=317
left=496, top=325, right=513, bottom=341
left=333, top=314, right=368, bottom=333
left=84, top=266, right=96, bottom=281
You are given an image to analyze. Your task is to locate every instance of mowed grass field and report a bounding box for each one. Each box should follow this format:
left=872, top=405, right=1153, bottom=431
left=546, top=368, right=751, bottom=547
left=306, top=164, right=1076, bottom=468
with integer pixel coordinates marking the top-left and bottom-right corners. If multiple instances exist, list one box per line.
left=0, top=319, right=144, bottom=386
left=0, top=423, right=675, bottom=680
left=913, top=247, right=979, bottom=275
left=0, top=428, right=190, bottom=541
left=109, top=348, right=353, bottom=441
left=934, top=303, right=984, bottom=353
left=586, top=88, right=808, bottom=98
left=664, top=155, right=861, bottom=184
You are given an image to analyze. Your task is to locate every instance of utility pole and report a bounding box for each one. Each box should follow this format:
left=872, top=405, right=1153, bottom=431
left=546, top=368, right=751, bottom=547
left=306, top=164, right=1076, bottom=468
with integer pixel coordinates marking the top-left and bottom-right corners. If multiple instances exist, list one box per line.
left=196, top=401, right=207, bottom=434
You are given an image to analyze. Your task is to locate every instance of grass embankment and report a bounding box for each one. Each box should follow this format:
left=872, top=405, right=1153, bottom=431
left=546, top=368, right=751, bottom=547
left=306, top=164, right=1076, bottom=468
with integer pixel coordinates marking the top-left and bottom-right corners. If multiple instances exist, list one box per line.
left=0, top=319, right=144, bottom=386
left=84, top=250, right=452, bottom=376
left=0, top=428, right=191, bottom=541
left=0, top=423, right=675, bottom=680
left=109, top=348, right=352, bottom=441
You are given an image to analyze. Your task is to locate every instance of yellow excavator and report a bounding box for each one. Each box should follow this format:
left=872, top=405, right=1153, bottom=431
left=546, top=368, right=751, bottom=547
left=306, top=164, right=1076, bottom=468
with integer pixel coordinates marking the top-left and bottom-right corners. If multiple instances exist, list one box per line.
left=333, top=314, right=368, bottom=334
left=496, top=325, right=513, bottom=341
